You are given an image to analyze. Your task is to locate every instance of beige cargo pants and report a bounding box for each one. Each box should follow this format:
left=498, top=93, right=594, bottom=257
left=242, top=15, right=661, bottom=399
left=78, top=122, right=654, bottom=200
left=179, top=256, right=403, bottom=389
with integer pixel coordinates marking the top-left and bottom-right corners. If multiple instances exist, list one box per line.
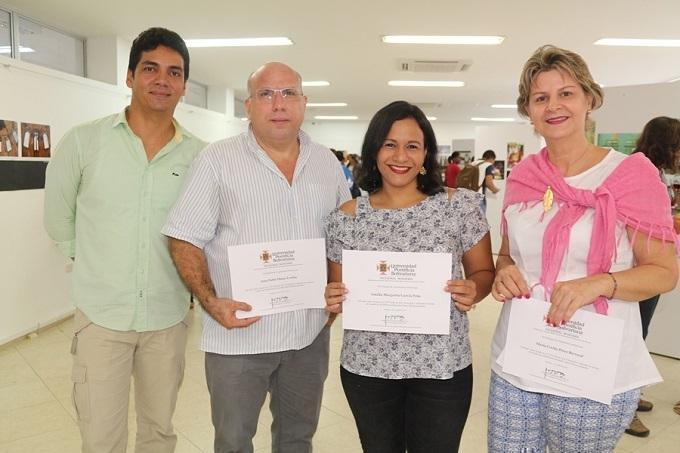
left=70, top=309, right=190, bottom=453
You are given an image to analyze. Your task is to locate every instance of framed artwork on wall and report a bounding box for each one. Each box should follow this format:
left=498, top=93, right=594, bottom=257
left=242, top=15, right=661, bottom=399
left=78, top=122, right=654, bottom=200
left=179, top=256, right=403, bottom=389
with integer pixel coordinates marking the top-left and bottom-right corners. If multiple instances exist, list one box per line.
left=0, top=120, right=19, bottom=157
left=20, top=122, right=51, bottom=158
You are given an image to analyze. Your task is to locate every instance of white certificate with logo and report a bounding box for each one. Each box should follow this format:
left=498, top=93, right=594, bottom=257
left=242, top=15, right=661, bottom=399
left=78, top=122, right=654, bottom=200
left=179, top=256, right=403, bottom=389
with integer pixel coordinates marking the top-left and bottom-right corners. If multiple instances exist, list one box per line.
left=500, top=298, right=624, bottom=404
left=341, top=250, right=453, bottom=335
left=228, top=238, right=327, bottom=318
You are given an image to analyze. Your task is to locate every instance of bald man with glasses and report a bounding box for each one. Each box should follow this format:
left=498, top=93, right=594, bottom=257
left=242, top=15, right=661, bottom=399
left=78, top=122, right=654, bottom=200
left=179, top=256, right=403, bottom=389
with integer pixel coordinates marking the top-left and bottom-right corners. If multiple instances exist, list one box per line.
left=162, top=62, right=350, bottom=453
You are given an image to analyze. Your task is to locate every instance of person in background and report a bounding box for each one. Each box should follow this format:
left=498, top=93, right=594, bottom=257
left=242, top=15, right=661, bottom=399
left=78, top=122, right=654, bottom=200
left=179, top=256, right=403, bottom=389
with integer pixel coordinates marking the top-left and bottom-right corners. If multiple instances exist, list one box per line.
left=44, top=28, right=205, bottom=453
left=324, top=100, right=494, bottom=452
left=333, top=148, right=355, bottom=187
left=488, top=45, right=678, bottom=452
left=624, top=115, right=680, bottom=437
left=478, top=149, right=500, bottom=212
left=347, top=153, right=361, bottom=173
left=347, top=153, right=363, bottom=198
left=445, top=151, right=462, bottom=188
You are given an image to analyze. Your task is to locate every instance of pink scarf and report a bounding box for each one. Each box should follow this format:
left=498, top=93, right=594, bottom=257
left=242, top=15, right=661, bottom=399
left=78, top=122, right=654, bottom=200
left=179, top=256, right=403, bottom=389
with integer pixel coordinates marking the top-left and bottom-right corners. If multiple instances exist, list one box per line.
left=502, top=147, right=677, bottom=314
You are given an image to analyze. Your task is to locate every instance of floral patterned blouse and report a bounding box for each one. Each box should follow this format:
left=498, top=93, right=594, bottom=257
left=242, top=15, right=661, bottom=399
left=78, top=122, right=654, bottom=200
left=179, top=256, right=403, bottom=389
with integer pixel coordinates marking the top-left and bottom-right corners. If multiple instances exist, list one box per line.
left=324, top=190, right=489, bottom=379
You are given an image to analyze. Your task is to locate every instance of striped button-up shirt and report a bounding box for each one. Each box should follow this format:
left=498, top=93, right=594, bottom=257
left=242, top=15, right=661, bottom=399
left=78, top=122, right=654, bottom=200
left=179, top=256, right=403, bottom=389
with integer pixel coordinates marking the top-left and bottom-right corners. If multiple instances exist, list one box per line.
left=44, top=110, right=206, bottom=331
left=162, top=128, right=350, bottom=354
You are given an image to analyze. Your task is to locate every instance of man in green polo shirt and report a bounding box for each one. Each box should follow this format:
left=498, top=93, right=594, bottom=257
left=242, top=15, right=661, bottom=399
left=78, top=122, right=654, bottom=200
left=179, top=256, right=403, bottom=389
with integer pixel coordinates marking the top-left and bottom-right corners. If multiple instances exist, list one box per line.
left=44, top=28, right=205, bottom=453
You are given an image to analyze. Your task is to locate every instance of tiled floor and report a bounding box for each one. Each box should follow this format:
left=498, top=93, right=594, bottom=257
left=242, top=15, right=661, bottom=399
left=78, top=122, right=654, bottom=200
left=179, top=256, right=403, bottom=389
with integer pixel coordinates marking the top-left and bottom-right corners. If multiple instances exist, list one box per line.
left=1, top=298, right=679, bottom=452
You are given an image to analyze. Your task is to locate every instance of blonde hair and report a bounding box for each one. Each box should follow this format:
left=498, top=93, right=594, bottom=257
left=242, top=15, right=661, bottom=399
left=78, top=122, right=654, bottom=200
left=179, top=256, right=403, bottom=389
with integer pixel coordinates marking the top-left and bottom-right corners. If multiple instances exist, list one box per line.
left=517, top=45, right=603, bottom=118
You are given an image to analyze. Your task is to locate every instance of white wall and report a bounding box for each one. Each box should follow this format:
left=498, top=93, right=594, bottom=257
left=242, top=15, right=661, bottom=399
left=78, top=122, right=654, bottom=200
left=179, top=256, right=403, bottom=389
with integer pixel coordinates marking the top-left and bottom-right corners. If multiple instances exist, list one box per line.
left=0, top=55, right=244, bottom=345
left=302, top=120, right=475, bottom=154
left=596, top=82, right=680, bottom=133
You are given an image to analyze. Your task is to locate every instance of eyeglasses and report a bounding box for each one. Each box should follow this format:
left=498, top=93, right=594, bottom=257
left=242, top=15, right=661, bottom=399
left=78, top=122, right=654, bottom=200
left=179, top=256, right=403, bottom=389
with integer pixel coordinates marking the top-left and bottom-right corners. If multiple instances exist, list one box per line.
left=253, top=88, right=304, bottom=102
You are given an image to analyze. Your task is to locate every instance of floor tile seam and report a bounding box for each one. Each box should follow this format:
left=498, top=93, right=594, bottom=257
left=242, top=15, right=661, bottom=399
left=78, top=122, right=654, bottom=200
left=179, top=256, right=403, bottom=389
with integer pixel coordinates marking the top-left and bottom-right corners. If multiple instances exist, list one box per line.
left=319, top=403, right=354, bottom=420
left=0, top=421, right=71, bottom=444
left=175, top=428, right=206, bottom=452
left=14, top=344, right=75, bottom=420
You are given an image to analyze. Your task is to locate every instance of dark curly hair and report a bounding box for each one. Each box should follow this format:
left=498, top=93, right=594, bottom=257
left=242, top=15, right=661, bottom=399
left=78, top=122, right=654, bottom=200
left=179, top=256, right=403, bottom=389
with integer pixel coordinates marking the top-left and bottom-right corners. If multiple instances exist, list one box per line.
left=355, top=101, right=444, bottom=195
left=633, top=116, right=680, bottom=171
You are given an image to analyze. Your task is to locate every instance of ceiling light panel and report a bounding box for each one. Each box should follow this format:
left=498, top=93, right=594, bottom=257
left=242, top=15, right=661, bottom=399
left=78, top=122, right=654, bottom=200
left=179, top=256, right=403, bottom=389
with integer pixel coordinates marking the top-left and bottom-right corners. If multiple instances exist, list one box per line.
left=302, top=81, right=330, bottom=87
left=383, top=35, right=504, bottom=45
left=306, top=102, right=348, bottom=107
left=185, top=37, right=293, bottom=47
left=594, top=38, right=680, bottom=47
left=388, top=80, right=464, bottom=87
left=470, top=117, right=515, bottom=122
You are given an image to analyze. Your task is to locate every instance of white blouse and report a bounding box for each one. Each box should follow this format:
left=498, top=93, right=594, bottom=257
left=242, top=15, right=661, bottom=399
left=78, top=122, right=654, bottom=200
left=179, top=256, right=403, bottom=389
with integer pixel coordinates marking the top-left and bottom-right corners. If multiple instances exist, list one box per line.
left=491, top=150, right=662, bottom=396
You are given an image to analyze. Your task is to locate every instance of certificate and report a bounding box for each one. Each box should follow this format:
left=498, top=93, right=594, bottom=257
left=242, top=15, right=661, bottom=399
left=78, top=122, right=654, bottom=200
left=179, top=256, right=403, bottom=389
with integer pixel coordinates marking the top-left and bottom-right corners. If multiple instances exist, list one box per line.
left=228, top=238, right=327, bottom=318
left=501, top=298, right=624, bottom=404
left=341, top=250, right=453, bottom=335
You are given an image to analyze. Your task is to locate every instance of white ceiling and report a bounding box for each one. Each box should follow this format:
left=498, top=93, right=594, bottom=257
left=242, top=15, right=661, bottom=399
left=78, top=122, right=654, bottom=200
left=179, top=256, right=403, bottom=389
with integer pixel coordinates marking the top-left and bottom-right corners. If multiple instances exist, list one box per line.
left=5, top=0, right=680, bottom=122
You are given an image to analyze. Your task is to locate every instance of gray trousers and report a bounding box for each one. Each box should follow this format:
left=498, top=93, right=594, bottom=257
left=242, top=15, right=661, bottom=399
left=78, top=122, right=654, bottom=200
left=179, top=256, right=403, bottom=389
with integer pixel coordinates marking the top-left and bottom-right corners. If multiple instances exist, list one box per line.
left=205, top=326, right=330, bottom=453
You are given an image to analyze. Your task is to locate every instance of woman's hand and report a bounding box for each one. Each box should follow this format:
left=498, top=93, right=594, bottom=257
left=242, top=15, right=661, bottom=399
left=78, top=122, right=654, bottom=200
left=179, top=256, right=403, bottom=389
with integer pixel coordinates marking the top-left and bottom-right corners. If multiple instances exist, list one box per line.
left=325, top=281, right=347, bottom=314
left=546, top=276, right=607, bottom=326
left=491, top=264, right=530, bottom=302
left=446, top=279, right=477, bottom=312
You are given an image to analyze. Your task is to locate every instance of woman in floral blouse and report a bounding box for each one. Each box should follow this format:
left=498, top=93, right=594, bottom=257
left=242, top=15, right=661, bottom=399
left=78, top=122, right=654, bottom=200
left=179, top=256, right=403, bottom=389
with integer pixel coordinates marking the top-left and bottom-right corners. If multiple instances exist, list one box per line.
left=323, top=100, right=494, bottom=453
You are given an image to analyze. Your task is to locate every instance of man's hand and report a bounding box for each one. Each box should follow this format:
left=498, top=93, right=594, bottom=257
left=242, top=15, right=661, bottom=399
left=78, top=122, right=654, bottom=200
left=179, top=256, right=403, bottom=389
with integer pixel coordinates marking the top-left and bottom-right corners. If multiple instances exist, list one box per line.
left=203, top=295, right=261, bottom=329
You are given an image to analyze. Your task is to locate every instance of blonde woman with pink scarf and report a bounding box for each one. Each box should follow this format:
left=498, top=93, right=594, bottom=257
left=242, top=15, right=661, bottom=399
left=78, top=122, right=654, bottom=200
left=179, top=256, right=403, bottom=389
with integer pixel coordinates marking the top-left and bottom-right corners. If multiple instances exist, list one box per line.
left=487, top=45, right=679, bottom=453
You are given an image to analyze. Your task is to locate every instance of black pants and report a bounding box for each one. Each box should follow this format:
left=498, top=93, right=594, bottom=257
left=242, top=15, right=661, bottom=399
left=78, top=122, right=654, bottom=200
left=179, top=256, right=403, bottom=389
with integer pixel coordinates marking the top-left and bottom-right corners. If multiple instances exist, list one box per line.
left=340, top=365, right=473, bottom=453
left=639, top=294, right=660, bottom=340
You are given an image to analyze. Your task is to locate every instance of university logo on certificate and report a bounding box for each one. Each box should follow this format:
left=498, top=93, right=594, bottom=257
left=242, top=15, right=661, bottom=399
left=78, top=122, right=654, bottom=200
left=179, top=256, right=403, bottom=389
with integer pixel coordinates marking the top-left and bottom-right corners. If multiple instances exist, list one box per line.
left=342, top=250, right=453, bottom=335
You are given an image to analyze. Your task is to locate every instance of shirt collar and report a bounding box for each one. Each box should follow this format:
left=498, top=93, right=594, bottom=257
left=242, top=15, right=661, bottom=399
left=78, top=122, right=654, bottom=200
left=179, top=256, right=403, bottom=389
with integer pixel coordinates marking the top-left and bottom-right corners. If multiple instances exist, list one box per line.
left=113, top=107, right=188, bottom=144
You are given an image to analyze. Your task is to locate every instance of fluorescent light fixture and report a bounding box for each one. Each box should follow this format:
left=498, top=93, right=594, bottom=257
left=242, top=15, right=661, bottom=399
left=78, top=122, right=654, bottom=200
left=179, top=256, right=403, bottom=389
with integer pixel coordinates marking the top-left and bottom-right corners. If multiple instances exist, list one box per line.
left=426, top=116, right=437, bottom=121
left=388, top=80, right=464, bottom=87
left=306, top=102, right=348, bottom=107
left=491, top=104, right=517, bottom=109
left=302, top=81, right=330, bottom=87
left=470, top=117, right=515, bottom=122
left=314, top=115, right=358, bottom=120
left=185, top=37, right=292, bottom=47
left=0, top=45, right=34, bottom=54
left=594, top=38, right=680, bottom=47
left=382, top=35, right=504, bottom=45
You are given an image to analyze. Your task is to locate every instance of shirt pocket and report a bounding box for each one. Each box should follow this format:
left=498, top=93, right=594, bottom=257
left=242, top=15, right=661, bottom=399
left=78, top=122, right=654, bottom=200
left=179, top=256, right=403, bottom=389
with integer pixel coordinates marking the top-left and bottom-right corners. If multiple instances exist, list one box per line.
left=155, top=163, right=191, bottom=211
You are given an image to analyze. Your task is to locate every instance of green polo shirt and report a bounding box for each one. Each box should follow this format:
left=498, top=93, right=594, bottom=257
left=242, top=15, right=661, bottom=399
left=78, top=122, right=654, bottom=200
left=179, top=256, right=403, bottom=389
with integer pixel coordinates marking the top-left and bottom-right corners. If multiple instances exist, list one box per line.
left=44, top=109, right=206, bottom=331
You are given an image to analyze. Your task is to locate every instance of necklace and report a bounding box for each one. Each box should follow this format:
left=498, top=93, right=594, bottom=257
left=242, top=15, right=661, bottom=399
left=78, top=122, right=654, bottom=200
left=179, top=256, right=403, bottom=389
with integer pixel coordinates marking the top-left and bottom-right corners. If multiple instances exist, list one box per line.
left=543, top=144, right=592, bottom=212
left=543, top=185, right=554, bottom=213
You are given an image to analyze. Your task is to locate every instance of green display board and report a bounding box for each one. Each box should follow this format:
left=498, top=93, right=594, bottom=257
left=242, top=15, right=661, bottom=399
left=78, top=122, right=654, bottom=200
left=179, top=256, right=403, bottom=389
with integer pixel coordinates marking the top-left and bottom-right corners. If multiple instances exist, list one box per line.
left=597, top=133, right=640, bottom=155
